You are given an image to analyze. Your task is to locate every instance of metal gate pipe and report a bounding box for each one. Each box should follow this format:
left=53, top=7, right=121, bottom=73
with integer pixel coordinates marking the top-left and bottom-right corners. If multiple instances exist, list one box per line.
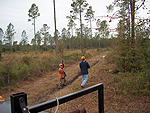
left=28, top=83, right=104, bottom=113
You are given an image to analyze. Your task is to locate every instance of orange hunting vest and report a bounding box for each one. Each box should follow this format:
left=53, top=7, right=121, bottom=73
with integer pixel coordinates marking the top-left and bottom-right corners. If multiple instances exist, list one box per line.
left=59, top=68, right=63, bottom=79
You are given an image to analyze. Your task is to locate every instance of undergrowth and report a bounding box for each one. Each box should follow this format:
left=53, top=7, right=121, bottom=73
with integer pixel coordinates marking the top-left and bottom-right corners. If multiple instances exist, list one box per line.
left=106, top=37, right=150, bottom=96
left=0, top=51, right=92, bottom=88
left=111, top=71, right=150, bottom=96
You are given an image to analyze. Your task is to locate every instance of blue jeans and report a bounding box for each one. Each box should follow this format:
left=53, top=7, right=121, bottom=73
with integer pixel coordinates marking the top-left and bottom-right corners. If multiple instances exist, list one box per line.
left=81, top=74, right=88, bottom=87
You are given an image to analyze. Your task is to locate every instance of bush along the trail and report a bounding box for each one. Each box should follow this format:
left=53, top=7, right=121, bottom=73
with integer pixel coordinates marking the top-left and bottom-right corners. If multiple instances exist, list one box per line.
left=0, top=51, right=92, bottom=88
left=62, top=52, right=92, bottom=64
left=111, top=71, right=150, bottom=96
left=106, top=36, right=150, bottom=96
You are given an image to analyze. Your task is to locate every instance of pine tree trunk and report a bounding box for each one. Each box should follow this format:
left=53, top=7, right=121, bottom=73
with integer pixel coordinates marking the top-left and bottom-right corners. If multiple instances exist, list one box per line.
left=130, top=0, right=135, bottom=44
left=53, top=0, right=58, bottom=56
left=80, top=4, right=83, bottom=53
left=99, top=31, right=101, bottom=48
left=34, top=18, right=37, bottom=54
left=90, top=19, right=93, bottom=49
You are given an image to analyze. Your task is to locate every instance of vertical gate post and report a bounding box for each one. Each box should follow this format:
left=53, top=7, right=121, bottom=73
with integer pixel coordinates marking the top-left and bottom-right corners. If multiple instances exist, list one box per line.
left=98, top=85, right=104, bottom=113
left=10, top=92, right=27, bottom=113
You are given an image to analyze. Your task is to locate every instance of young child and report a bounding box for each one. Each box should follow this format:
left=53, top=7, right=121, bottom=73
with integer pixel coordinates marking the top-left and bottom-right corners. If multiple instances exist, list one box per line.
left=58, top=63, right=66, bottom=87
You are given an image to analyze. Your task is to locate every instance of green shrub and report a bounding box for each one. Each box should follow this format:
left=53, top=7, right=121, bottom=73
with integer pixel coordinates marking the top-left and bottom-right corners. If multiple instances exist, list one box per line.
left=111, top=74, right=120, bottom=83
left=131, top=89, right=138, bottom=95
left=58, top=40, right=64, bottom=55
left=18, top=64, right=30, bottom=80
left=30, top=62, right=42, bottom=77
left=83, top=48, right=86, bottom=54
left=109, top=35, right=150, bottom=73
left=139, top=89, right=150, bottom=95
left=0, top=51, right=92, bottom=87
left=97, top=48, right=102, bottom=53
left=0, top=59, right=20, bottom=86
left=49, top=49, right=54, bottom=54
left=105, top=50, right=117, bottom=63
left=22, top=56, right=30, bottom=65
left=112, top=72, right=150, bottom=96
left=63, top=52, right=92, bottom=64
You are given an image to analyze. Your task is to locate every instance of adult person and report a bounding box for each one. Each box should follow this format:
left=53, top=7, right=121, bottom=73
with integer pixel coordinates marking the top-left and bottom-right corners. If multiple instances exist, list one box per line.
left=79, top=56, right=90, bottom=88
left=58, top=63, right=67, bottom=87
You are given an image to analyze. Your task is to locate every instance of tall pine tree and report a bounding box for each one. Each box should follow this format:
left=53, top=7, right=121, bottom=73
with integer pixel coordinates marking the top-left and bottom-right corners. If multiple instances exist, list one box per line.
left=28, top=3, right=40, bottom=54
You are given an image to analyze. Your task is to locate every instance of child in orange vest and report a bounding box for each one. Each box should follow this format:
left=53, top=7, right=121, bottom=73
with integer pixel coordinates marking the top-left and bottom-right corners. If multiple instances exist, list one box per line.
left=59, top=63, right=66, bottom=87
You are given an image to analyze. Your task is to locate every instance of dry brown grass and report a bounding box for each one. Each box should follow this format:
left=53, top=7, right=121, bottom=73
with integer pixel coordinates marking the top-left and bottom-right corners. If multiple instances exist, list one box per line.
left=1, top=49, right=149, bottom=113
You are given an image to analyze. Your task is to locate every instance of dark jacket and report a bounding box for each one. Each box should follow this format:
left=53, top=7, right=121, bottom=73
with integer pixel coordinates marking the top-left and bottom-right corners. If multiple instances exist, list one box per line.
left=79, top=60, right=90, bottom=75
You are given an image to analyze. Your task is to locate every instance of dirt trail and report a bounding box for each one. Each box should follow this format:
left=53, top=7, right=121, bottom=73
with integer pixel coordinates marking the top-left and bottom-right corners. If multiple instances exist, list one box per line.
left=1, top=51, right=150, bottom=112
left=2, top=52, right=107, bottom=105
left=30, top=53, right=107, bottom=105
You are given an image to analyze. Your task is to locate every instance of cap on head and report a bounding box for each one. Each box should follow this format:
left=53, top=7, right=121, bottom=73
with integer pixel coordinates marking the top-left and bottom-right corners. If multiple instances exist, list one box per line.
left=81, top=56, right=85, bottom=60
left=0, top=96, right=4, bottom=102
left=59, top=63, right=63, bottom=67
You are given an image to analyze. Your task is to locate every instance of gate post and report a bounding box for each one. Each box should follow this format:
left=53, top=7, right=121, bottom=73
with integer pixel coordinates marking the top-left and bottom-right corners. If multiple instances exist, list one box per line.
left=98, top=85, right=104, bottom=113
left=10, top=92, right=27, bottom=113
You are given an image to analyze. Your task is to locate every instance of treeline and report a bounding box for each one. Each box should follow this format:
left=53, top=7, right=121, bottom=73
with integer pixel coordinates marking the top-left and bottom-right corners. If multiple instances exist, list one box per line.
left=0, top=0, right=111, bottom=54
left=0, top=24, right=111, bottom=53
left=0, top=32, right=111, bottom=53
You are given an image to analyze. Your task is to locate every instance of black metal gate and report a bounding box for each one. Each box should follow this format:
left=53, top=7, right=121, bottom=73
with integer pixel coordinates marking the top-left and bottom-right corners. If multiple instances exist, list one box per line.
left=11, top=83, right=104, bottom=113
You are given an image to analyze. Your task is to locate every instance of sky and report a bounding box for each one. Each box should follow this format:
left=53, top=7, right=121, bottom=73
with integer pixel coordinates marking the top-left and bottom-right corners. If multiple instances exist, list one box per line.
left=0, top=0, right=150, bottom=44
